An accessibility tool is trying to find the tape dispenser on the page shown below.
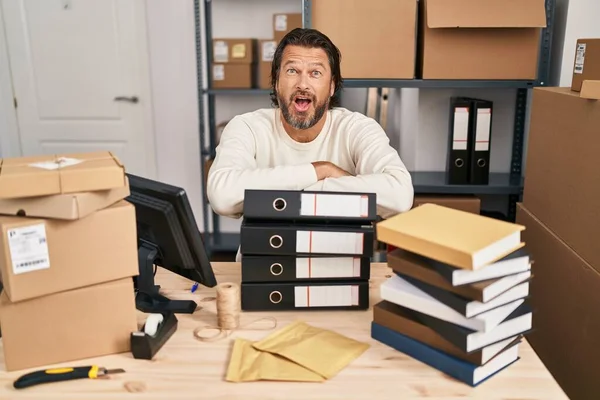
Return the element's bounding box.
[130,311,178,360]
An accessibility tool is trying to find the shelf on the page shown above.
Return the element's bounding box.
[205,232,240,254]
[204,80,538,95]
[412,172,523,195]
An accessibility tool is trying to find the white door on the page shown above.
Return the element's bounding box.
[1,0,157,178]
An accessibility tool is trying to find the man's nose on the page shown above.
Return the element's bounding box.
[295,72,310,89]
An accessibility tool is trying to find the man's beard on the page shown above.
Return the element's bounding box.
[278,92,329,130]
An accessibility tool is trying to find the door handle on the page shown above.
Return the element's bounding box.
[114,96,139,103]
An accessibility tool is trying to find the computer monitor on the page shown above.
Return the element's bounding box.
[125,173,217,314]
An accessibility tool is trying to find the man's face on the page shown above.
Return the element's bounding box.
[276,45,335,130]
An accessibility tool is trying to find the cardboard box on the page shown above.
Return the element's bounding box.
[0,151,126,199]
[571,38,600,99]
[258,39,277,89]
[0,200,138,302]
[0,278,138,371]
[412,195,480,214]
[312,0,417,79]
[418,0,547,79]
[212,38,257,64]
[522,87,600,271]
[273,13,302,42]
[0,179,130,220]
[211,64,254,89]
[516,203,600,400]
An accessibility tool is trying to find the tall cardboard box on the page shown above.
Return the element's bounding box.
[516,203,599,400]
[571,38,600,98]
[0,278,138,371]
[521,87,600,271]
[211,38,257,89]
[418,0,547,79]
[258,39,277,89]
[273,13,302,42]
[312,0,417,79]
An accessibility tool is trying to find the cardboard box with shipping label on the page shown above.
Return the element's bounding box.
[0,177,130,220]
[273,13,302,42]
[418,0,547,79]
[0,278,138,371]
[258,39,277,89]
[0,151,126,199]
[212,38,257,64]
[0,200,138,302]
[571,38,600,99]
[211,63,254,89]
[312,0,417,79]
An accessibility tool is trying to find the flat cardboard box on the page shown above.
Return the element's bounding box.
[571,38,600,93]
[258,39,277,89]
[273,13,302,42]
[0,178,130,220]
[522,87,600,271]
[0,151,126,199]
[312,0,417,79]
[211,63,254,89]
[418,0,547,79]
[412,195,480,214]
[516,203,600,400]
[0,278,138,371]
[0,200,138,302]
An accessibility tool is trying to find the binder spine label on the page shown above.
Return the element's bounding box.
[452,107,469,150]
[296,231,364,254]
[475,108,491,151]
[296,257,362,278]
[294,285,359,307]
[300,193,369,218]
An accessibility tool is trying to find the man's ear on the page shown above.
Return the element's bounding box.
[330,79,335,97]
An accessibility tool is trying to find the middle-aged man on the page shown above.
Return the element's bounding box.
[207,28,414,221]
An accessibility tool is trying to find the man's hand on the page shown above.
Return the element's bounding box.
[312,161,352,180]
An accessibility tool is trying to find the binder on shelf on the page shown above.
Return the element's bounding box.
[241,255,371,282]
[446,97,472,185]
[242,189,377,222]
[240,220,374,256]
[469,99,494,185]
[241,280,369,311]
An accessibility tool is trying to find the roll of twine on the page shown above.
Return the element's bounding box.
[193,282,277,342]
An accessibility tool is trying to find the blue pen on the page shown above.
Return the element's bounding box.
[191,282,199,293]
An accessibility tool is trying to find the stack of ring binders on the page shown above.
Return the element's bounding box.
[238,189,378,311]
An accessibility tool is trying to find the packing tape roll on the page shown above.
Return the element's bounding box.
[144,313,164,337]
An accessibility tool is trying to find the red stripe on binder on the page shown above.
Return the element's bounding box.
[306,287,310,307]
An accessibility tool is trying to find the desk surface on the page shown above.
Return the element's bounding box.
[0,262,567,399]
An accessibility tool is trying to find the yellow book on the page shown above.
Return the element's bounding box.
[376,203,525,270]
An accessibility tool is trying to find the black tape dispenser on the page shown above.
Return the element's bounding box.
[130,311,178,360]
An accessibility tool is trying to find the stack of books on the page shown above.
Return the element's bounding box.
[238,189,377,311]
[372,203,533,386]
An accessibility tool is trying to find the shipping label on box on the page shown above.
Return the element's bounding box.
[0,151,126,199]
[0,200,139,302]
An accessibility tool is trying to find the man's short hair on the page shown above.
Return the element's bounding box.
[270,28,343,109]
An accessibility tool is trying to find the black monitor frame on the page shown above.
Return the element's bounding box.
[125,173,217,314]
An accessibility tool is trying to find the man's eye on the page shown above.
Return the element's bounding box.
[312,71,322,76]
[287,68,296,74]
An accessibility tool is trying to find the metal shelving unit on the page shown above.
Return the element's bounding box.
[194,0,555,257]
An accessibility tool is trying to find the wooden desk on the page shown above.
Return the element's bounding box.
[0,262,567,399]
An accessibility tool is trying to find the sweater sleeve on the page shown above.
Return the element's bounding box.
[207,116,319,218]
[304,115,414,219]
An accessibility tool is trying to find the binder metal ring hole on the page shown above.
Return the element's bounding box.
[270,263,283,276]
[477,158,486,167]
[269,235,283,249]
[273,198,287,211]
[455,158,464,168]
[269,291,282,304]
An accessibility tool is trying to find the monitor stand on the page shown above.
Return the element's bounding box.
[135,242,197,314]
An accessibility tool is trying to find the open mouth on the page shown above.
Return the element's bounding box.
[293,96,312,112]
